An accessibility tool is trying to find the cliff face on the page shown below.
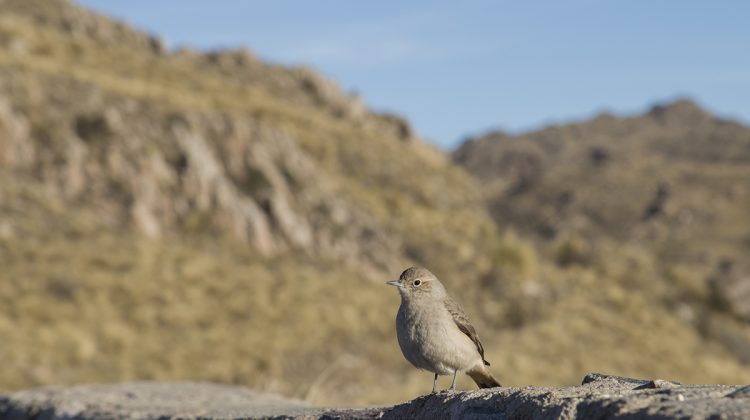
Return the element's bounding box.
[0,71,394,268]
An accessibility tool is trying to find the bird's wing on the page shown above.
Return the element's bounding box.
[444,296,490,366]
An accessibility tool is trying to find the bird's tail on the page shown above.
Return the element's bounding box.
[467,365,502,388]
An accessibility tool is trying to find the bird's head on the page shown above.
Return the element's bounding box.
[387,266,446,300]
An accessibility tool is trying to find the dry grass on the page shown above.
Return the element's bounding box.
[3,210,750,407]
[3,178,749,406]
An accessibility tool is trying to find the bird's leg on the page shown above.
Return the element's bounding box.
[432,373,438,393]
[450,370,458,391]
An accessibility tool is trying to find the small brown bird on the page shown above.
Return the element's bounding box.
[387,267,501,392]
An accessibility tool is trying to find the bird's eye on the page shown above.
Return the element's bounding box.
[413,279,421,287]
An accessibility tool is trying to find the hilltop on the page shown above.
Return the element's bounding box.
[0,0,748,407]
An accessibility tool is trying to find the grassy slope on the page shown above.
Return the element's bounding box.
[0,11,496,405]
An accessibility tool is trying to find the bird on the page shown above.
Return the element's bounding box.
[387,266,501,393]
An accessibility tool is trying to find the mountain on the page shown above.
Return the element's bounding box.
[0,0,501,405]
[0,0,484,273]
[454,99,750,364]
[1,0,749,407]
[454,99,750,256]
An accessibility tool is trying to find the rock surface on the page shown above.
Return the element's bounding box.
[1,374,749,420]
[0,382,380,420]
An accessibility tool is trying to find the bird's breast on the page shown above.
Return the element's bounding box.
[395,299,482,374]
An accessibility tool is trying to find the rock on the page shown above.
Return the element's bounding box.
[1,374,748,420]
[588,146,611,166]
[0,97,32,168]
[642,183,670,221]
[709,259,750,322]
[0,382,380,420]
[385,373,746,420]
[728,385,750,399]
[632,379,682,390]
[0,67,399,271]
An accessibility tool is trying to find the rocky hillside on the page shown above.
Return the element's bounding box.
[1,0,749,407]
[0,0,504,405]
[454,99,750,364]
[454,100,750,260]
[0,0,485,273]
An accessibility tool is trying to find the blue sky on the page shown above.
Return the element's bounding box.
[77,0,750,148]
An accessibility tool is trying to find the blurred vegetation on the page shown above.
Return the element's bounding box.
[0,0,749,408]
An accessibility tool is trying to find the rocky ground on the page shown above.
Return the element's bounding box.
[1,374,748,419]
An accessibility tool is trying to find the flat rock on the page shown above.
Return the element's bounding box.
[0,382,378,420]
[1,374,749,419]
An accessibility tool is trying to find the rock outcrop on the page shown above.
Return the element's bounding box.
[1,374,748,420]
[0,0,433,274]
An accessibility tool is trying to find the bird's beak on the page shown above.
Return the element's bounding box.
[386,280,402,288]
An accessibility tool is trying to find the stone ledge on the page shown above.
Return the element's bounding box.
[1,374,749,419]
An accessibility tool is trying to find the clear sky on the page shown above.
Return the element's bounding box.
[76,0,750,148]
